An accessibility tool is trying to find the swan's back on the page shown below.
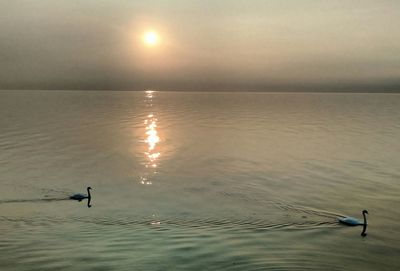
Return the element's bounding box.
[338,216,362,226]
[69,193,87,201]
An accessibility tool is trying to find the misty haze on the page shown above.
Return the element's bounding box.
[1,1,399,91]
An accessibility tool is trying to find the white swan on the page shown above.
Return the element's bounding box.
[338,210,368,236]
[70,187,92,202]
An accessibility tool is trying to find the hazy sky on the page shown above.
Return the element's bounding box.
[1,0,399,91]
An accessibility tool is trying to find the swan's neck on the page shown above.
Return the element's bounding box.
[87,188,91,199]
[361,212,368,237]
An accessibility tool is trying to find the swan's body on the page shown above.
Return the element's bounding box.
[70,187,92,202]
[338,210,368,236]
[338,216,363,226]
[69,193,87,201]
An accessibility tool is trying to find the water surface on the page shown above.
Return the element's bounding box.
[1,90,399,270]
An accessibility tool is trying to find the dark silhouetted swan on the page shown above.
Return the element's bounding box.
[338,210,368,236]
[70,187,92,202]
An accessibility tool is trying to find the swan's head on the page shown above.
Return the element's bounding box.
[87,187,92,190]
[363,210,368,214]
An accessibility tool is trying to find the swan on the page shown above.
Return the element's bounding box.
[338,210,368,236]
[70,187,92,202]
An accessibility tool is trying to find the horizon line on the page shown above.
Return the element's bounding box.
[1,89,400,94]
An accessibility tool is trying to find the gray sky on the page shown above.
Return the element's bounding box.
[1,0,399,91]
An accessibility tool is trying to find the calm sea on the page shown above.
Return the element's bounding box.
[0,90,399,270]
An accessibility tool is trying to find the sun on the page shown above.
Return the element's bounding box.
[143,31,159,47]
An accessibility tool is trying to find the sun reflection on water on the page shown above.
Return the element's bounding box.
[140,90,161,185]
